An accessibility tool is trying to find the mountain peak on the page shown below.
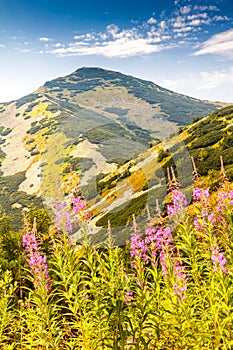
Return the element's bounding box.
[41,66,219,126]
[71,66,129,81]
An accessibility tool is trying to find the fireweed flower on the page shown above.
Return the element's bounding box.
[53,168,90,235]
[130,234,149,269]
[130,225,175,273]
[217,188,233,213]
[193,187,210,203]
[54,202,73,233]
[152,226,187,301]
[124,291,134,305]
[131,221,188,301]
[53,193,90,234]
[22,218,51,292]
[167,189,188,221]
[192,186,217,235]
[211,248,227,275]
[71,195,90,221]
[173,259,188,302]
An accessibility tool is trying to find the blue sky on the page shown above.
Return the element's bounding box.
[0,0,233,102]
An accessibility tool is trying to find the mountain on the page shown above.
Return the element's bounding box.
[0,67,224,236]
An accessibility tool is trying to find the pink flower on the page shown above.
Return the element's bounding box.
[211,249,227,275]
[193,187,210,202]
[167,189,187,220]
[22,224,51,292]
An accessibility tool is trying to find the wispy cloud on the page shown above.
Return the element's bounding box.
[171,4,217,38]
[39,37,53,42]
[161,66,233,96]
[48,22,171,58]
[193,5,219,12]
[198,68,233,89]
[19,49,31,53]
[193,29,233,58]
[54,42,63,47]
[51,34,164,58]
[214,15,230,21]
[159,66,233,102]
[180,6,192,15]
[0,44,5,48]
[147,17,157,24]
[43,3,230,59]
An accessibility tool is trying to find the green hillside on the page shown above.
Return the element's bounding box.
[0,67,225,236]
[87,105,233,244]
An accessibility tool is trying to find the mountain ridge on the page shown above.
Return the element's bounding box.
[0,67,228,237]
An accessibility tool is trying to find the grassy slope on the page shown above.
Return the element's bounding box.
[88,105,233,244]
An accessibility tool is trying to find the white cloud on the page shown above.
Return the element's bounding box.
[0,44,5,48]
[161,67,233,102]
[147,17,157,24]
[189,19,201,26]
[193,29,233,58]
[180,6,192,15]
[85,33,96,41]
[74,34,85,40]
[172,9,211,35]
[99,33,108,40]
[160,21,166,29]
[19,49,31,53]
[173,16,186,28]
[54,42,63,47]
[198,68,233,89]
[189,18,210,26]
[209,6,219,11]
[45,4,229,60]
[39,37,53,42]
[50,36,163,58]
[187,13,208,20]
[106,24,119,37]
[174,26,193,33]
[193,5,218,12]
[49,23,170,58]
[214,15,230,21]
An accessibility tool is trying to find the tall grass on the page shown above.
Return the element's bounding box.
[0,162,233,349]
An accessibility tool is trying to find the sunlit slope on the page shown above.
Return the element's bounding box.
[0,67,222,231]
[86,105,233,243]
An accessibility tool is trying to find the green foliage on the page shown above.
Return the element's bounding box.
[179,105,233,179]
[0,172,44,229]
[104,107,129,116]
[24,101,39,113]
[0,126,11,137]
[191,116,201,123]
[85,123,129,144]
[0,170,233,348]
[157,148,170,162]
[191,130,223,149]
[96,192,148,228]
[15,93,41,109]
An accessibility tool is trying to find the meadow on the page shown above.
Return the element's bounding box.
[0,158,233,349]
